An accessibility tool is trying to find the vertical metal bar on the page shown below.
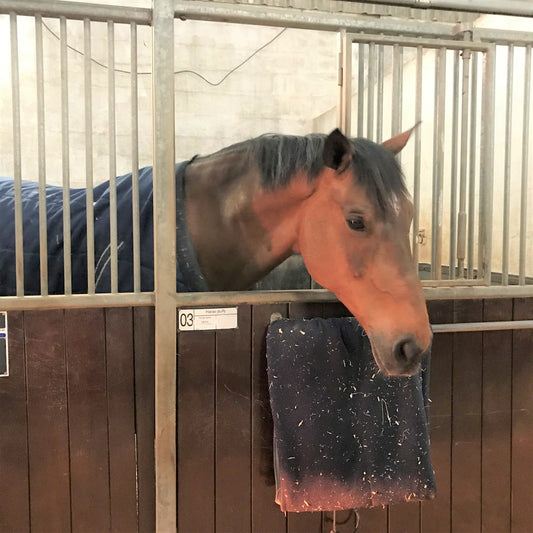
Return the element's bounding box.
[431,47,446,280]
[376,43,384,143]
[131,22,141,293]
[467,53,478,279]
[478,45,496,285]
[36,15,48,295]
[412,44,423,267]
[457,48,471,279]
[108,21,118,293]
[153,0,177,530]
[519,45,531,285]
[449,50,460,280]
[60,16,72,295]
[10,13,23,296]
[357,41,365,136]
[502,44,514,285]
[391,43,401,137]
[84,18,95,294]
[367,41,375,140]
[338,31,352,136]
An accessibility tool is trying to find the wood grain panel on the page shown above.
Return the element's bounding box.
[215,306,253,533]
[0,311,30,533]
[25,310,71,533]
[105,307,138,533]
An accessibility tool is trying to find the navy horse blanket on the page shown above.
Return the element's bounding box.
[0,162,209,295]
[267,317,436,512]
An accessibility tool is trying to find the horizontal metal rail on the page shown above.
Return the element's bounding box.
[432,320,533,333]
[0,0,152,24]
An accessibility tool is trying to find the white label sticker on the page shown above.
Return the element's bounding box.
[178,307,238,331]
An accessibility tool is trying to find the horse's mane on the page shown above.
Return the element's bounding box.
[202,133,408,218]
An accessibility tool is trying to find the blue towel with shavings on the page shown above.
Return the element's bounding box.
[266,317,436,512]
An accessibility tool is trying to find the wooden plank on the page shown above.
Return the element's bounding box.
[0,311,30,533]
[65,308,111,533]
[177,324,216,533]
[421,300,454,533]
[287,302,324,533]
[134,306,156,533]
[215,305,253,533]
[389,502,420,533]
[251,303,288,533]
[105,307,138,533]
[511,298,533,533]
[482,299,512,533]
[25,309,71,533]
[451,299,483,533]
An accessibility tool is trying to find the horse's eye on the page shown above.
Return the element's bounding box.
[346,216,366,232]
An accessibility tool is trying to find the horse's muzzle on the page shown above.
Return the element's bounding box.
[392,334,430,376]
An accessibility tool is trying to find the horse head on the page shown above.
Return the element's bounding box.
[296,128,431,377]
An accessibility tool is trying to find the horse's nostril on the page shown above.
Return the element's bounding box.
[394,336,422,365]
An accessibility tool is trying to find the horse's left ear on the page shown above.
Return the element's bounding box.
[323,128,354,173]
[382,122,420,154]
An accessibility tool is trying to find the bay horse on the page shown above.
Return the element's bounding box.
[0,128,431,376]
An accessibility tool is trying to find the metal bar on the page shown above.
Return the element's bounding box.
[376,43,384,143]
[0,1,152,24]
[152,0,177,530]
[10,13,24,297]
[60,17,72,295]
[36,15,48,296]
[338,30,352,135]
[0,292,154,311]
[357,42,365,137]
[84,18,95,295]
[422,279,486,287]
[431,47,446,280]
[502,44,514,285]
[432,320,533,333]
[467,53,478,279]
[391,43,402,136]
[174,2,459,37]
[367,41,376,140]
[412,44,422,266]
[457,48,471,278]
[108,21,118,293]
[478,45,496,285]
[449,50,460,280]
[131,22,141,293]
[519,45,531,285]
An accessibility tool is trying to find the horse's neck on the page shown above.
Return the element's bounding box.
[184,154,313,291]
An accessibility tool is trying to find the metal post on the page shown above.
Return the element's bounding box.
[36,15,48,295]
[367,41,376,140]
[412,44,423,267]
[152,0,177,531]
[338,30,352,135]
[357,42,365,137]
[376,43,384,143]
[449,50,460,279]
[467,53,478,279]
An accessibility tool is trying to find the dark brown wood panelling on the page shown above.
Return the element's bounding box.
[512,298,533,533]
[251,303,288,533]
[482,299,513,533]
[25,309,72,533]
[215,305,252,533]
[451,300,483,533]
[105,307,138,533]
[422,300,454,533]
[0,311,30,533]
[65,308,111,533]
[177,322,216,532]
[134,306,156,533]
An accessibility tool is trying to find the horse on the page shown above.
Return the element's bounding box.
[0,128,431,376]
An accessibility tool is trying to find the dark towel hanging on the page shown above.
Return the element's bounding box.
[266,317,436,512]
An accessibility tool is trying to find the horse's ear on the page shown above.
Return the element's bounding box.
[323,128,353,173]
[382,122,420,154]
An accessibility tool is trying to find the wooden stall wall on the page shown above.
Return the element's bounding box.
[0,299,532,533]
[0,307,155,533]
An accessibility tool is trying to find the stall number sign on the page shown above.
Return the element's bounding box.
[0,312,8,377]
[178,307,238,331]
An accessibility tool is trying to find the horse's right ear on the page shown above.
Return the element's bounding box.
[323,128,353,173]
